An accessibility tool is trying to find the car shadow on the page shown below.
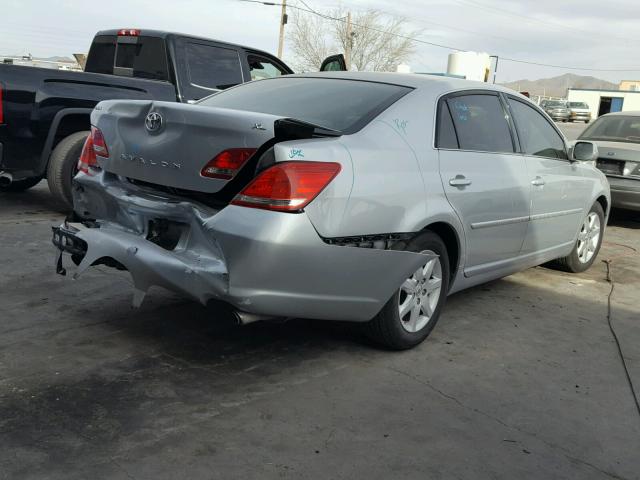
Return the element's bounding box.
[0,181,70,215]
[608,208,640,229]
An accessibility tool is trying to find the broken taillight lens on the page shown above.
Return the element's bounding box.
[201,148,256,180]
[231,161,341,212]
[77,126,108,175]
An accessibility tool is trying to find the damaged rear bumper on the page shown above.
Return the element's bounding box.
[53,172,433,322]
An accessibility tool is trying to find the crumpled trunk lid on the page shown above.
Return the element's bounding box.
[91,100,282,193]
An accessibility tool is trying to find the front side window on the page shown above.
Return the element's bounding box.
[248,56,286,81]
[445,94,514,153]
[509,99,567,159]
[186,43,243,90]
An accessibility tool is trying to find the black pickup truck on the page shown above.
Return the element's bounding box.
[0,28,345,206]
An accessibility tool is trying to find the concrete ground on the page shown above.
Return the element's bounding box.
[1,121,639,479]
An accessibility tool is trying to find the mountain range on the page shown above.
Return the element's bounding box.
[501,73,618,97]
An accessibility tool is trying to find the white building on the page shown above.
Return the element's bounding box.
[446,51,492,82]
[567,88,640,119]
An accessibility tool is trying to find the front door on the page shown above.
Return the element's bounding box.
[507,97,590,254]
[436,93,530,276]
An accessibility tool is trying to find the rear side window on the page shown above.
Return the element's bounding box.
[446,94,514,153]
[436,101,458,149]
[186,43,243,90]
[509,99,567,159]
[198,77,412,134]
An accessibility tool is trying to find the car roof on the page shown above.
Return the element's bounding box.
[600,111,640,117]
[287,71,526,99]
[95,29,275,56]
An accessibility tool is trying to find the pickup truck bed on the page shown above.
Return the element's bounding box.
[0,28,300,206]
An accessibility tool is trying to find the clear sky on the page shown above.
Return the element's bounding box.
[2,0,640,83]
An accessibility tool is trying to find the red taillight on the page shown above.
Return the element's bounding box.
[0,85,4,124]
[201,148,256,179]
[231,161,341,212]
[91,126,109,158]
[77,126,108,175]
[118,29,140,36]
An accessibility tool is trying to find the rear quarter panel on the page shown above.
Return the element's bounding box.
[303,88,461,240]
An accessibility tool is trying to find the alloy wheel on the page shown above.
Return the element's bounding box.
[398,250,442,333]
[577,212,601,263]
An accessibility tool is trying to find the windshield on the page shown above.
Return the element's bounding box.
[579,115,640,143]
[198,77,413,134]
[545,101,567,108]
[568,102,588,108]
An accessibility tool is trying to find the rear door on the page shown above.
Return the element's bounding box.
[507,96,589,253]
[437,91,530,276]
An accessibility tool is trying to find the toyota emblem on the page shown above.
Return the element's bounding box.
[145,112,163,132]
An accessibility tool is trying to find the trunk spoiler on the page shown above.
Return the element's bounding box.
[275,118,342,140]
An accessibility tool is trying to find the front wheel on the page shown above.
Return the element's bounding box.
[366,231,450,350]
[555,202,604,273]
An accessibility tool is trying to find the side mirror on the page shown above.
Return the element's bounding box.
[320,54,347,72]
[571,141,598,162]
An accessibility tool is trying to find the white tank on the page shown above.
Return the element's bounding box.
[447,51,492,82]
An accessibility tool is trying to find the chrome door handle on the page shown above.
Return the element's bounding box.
[531,176,545,186]
[449,175,472,187]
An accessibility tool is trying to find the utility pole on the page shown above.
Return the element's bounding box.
[490,55,498,84]
[277,0,287,59]
[345,11,352,71]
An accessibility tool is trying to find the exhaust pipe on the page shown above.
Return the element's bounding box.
[0,171,13,187]
[234,310,276,325]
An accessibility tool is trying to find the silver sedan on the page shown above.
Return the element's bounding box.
[579,111,640,211]
[53,72,610,349]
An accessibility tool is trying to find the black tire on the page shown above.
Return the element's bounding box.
[585,120,590,124]
[555,202,604,273]
[366,231,450,350]
[46,131,89,208]
[0,176,42,192]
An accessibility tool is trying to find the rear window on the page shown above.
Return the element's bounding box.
[580,116,640,144]
[85,35,116,74]
[198,77,413,134]
[85,35,168,81]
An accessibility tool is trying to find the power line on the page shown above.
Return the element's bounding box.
[238,0,640,72]
[450,0,640,44]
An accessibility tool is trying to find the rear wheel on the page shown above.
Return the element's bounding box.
[555,202,604,273]
[0,176,42,192]
[366,231,450,350]
[46,131,89,208]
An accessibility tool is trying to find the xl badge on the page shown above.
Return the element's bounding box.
[145,112,163,132]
